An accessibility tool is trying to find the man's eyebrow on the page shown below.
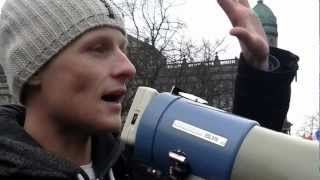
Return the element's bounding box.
[80,30,128,48]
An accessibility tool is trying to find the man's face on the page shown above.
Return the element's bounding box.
[37,27,136,134]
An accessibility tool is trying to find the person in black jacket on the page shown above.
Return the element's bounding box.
[0,0,298,179]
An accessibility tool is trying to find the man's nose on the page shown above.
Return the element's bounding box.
[111,49,136,81]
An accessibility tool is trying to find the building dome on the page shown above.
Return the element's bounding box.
[253,0,278,47]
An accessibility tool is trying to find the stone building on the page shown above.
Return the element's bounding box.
[125,35,238,112]
[155,55,238,112]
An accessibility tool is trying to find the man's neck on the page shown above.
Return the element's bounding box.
[24,106,92,166]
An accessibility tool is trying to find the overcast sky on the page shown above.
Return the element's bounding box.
[0,0,319,134]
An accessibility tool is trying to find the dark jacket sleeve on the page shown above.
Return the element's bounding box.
[232,47,299,131]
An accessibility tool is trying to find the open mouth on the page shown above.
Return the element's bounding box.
[101,90,126,103]
[102,94,123,103]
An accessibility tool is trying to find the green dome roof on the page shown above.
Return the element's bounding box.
[253,0,277,34]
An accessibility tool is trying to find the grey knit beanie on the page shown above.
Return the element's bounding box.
[0,0,125,103]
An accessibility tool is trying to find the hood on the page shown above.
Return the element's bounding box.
[0,104,124,179]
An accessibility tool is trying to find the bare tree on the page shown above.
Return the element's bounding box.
[113,0,234,114]
[114,0,185,52]
[114,0,186,114]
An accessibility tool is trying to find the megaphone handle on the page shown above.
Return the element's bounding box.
[168,150,190,180]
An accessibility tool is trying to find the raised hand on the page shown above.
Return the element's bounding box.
[217,0,269,71]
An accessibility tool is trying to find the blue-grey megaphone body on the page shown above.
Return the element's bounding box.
[121,87,319,180]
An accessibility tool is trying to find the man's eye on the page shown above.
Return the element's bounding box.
[91,44,107,54]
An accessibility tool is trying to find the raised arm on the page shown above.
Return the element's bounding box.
[217,0,269,71]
